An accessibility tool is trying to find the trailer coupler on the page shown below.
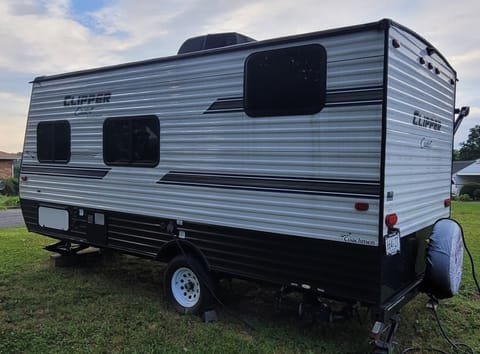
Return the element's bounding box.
[370,313,400,354]
[44,241,89,255]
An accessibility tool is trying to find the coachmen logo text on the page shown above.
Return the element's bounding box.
[412,110,442,131]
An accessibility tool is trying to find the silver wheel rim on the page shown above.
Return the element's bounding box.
[171,267,201,308]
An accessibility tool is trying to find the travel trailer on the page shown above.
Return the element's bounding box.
[20,19,467,351]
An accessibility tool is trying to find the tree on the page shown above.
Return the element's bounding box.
[452,149,460,161]
[458,125,480,160]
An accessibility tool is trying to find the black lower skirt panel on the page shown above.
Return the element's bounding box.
[21,199,383,305]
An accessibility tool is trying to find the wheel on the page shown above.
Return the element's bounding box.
[164,254,214,315]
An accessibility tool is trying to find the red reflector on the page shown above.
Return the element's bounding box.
[444,199,451,207]
[355,202,369,211]
[385,214,398,228]
[21,176,28,182]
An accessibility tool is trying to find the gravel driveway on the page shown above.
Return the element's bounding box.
[0,209,25,229]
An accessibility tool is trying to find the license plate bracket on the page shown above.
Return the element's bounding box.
[385,230,401,256]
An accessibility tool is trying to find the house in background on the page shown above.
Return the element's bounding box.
[0,151,21,179]
[452,159,480,195]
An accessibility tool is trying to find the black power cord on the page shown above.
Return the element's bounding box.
[401,297,476,354]
[403,348,451,354]
[402,219,479,354]
[430,302,474,354]
[458,222,480,295]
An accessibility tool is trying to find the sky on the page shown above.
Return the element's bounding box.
[0,0,479,153]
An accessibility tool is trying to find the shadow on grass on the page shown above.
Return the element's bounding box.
[1,252,374,353]
[1,224,479,353]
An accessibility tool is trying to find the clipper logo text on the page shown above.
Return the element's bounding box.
[412,110,442,131]
[63,92,111,106]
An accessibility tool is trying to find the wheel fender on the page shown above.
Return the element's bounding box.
[157,239,211,271]
[424,219,464,299]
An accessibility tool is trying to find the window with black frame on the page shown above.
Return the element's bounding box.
[103,115,160,167]
[37,120,71,163]
[244,44,327,117]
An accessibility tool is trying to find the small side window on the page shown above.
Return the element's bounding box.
[244,44,327,117]
[37,121,71,163]
[103,115,160,167]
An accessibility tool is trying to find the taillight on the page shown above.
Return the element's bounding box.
[355,202,369,211]
[444,199,451,207]
[385,214,398,228]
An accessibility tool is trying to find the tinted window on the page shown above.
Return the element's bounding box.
[37,121,71,163]
[103,116,160,167]
[244,44,327,117]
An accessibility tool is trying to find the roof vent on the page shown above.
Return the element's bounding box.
[178,32,255,54]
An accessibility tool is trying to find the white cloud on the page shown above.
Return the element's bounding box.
[451,50,480,70]
[201,0,390,39]
[44,0,70,18]
[0,92,29,152]
[403,0,480,57]
[0,0,479,153]
[8,0,45,15]
[85,0,210,57]
[0,1,127,74]
[451,50,480,90]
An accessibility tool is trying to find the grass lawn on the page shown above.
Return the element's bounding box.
[0,202,479,353]
[0,195,19,210]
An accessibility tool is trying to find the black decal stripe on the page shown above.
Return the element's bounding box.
[204,86,383,114]
[21,165,110,179]
[205,97,244,114]
[325,86,383,105]
[324,100,382,107]
[158,171,380,198]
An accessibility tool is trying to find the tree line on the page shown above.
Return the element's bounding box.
[454,125,480,161]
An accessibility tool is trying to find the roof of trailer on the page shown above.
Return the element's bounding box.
[32,18,456,83]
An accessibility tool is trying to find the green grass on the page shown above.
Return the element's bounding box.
[0,195,20,210]
[0,202,479,353]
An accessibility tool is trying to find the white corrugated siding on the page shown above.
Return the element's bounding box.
[22,29,384,245]
[383,26,455,236]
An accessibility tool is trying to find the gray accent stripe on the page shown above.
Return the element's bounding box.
[205,97,244,114]
[325,86,383,105]
[158,171,380,199]
[204,86,383,114]
[21,164,110,179]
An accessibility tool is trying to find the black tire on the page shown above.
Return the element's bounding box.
[164,254,214,315]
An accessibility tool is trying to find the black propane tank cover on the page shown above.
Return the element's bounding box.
[424,219,464,299]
